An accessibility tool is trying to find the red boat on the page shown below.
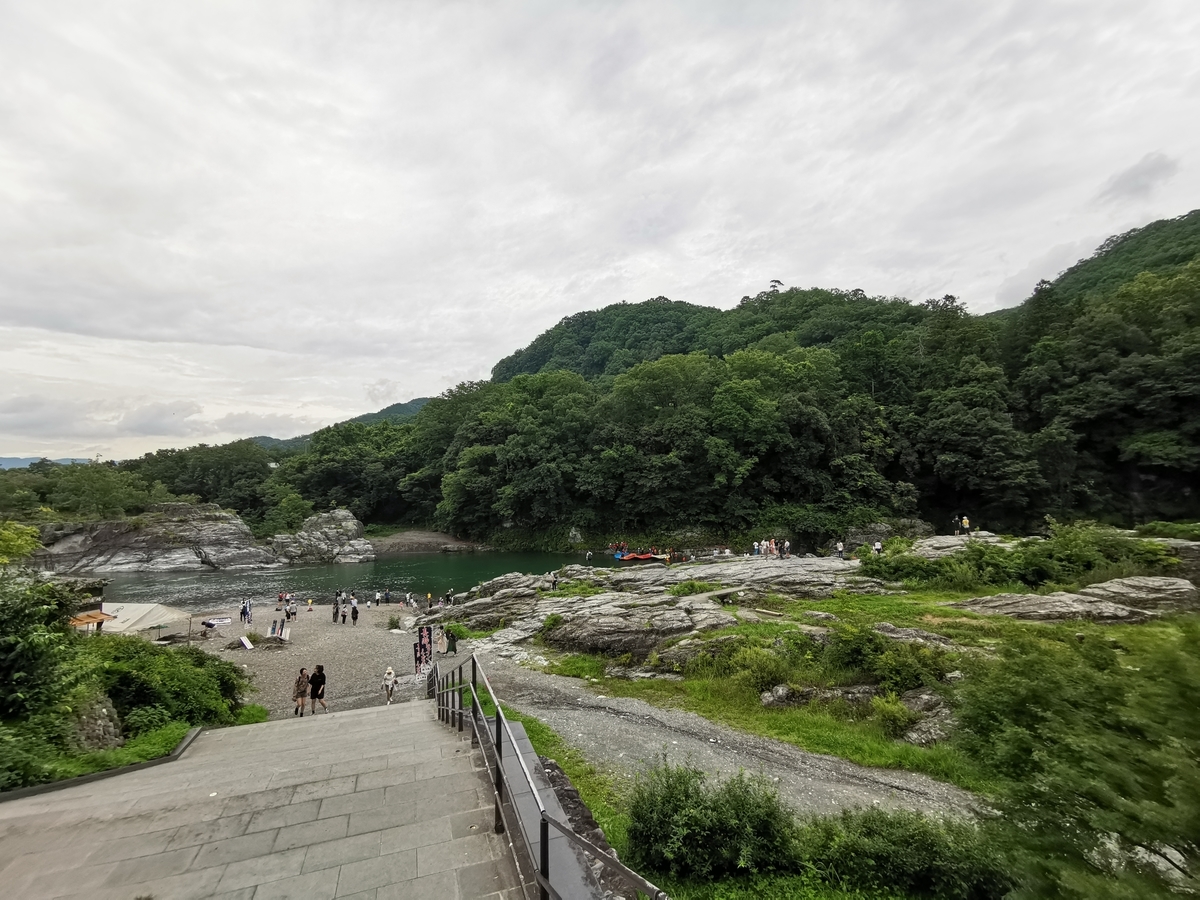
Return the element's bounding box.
[615,552,668,561]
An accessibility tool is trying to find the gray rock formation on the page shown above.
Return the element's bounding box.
[843,518,934,549]
[952,591,1155,624]
[35,503,280,574]
[910,532,1012,560]
[873,622,961,649]
[1077,576,1197,612]
[899,689,955,746]
[272,509,376,565]
[760,683,881,708]
[1147,538,1200,581]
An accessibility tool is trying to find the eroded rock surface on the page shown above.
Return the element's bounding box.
[272,509,376,565]
[1077,576,1197,612]
[35,503,279,574]
[952,591,1155,624]
[910,532,1012,560]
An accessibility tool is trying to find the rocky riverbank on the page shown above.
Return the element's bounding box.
[34,504,375,574]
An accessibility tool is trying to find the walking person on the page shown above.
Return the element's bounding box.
[381,667,397,705]
[332,599,339,624]
[783,539,791,558]
[436,626,448,656]
[293,667,309,716]
[351,603,359,626]
[446,627,458,656]
[952,515,961,536]
[961,514,971,533]
[309,665,327,713]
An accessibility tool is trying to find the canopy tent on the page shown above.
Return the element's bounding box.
[100,602,192,635]
[69,609,117,632]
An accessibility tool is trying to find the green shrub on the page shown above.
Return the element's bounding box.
[794,808,1012,899]
[387,615,402,630]
[83,636,250,727]
[821,626,946,692]
[541,613,564,632]
[236,704,269,725]
[1135,520,1200,541]
[730,647,792,693]
[871,694,919,738]
[626,761,798,879]
[821,625,889,676]
[122,704,172,736]
[668,580,722,597]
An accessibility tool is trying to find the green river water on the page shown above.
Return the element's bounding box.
[103,552,619,614]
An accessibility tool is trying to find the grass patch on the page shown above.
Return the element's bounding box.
[669,580,723,597]
[49,721,192,780]
[540,579,607,598]
[1135,520,1200,541]
[236,704,269,725]
[543,653,607,680]
[444,621,499,640]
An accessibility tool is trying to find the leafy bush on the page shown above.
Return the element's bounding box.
[668,580,722,597]
[1135,520,1200,541]
[626,761,798,879]
[871,694,920,738]
[795,808,1012,899]
[0,578,87,718]
[387,615,402,630]
[954,625,1200,898]
[860,521,1177,591]
[122,704,172,736]
[822,625,946,692]
[83,636,250,727]
[541,613,564,632]
[729,647,792,693]
[627,761,1010,897]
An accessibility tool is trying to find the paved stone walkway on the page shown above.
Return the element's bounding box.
[0,701,522,899]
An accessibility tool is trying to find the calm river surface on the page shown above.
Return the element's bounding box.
[103,552,614,614]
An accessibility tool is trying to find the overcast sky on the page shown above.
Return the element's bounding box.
[2,0,1198,459]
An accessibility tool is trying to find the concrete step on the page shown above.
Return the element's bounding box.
[0,700,522,900]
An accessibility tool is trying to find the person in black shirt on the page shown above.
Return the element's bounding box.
[309,665,327,714]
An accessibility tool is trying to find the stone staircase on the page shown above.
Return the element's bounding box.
[0,700,521,899]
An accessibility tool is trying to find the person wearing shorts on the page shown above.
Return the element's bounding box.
[309,664,327,713]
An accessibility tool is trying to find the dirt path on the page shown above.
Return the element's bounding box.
[368,529,481,553]
[474,648,977,818]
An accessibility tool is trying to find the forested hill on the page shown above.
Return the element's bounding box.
[6,210,1198,547]
[493,210,1200,385]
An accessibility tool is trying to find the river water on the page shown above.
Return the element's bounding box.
[102,552,615,614]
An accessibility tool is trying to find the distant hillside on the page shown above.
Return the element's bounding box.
[0,457,89,470]
[249,397,431,452]
[493,210,1200,385]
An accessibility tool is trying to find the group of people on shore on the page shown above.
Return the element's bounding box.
[291,664,328,716]
[752,538,791,557]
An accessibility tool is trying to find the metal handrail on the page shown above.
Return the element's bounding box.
[434,652,670,900]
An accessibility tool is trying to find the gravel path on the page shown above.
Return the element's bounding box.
[200,615,975,818]
[198,604,434,718]
[475,649,978,818]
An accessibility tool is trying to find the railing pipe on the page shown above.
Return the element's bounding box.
[539,814,550,900]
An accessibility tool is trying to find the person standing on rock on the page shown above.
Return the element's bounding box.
[436,626,448,656]
[836,541,844,559]
[293,668,309,717]
[341,604,348,625]
[382,667,397,705]
[446,628,458,656]
[309,665,327,713]
[783,540,791,557]
[961,514,971,532]
[753,541,759,555]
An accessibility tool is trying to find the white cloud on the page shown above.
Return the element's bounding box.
[1,0,1199,454]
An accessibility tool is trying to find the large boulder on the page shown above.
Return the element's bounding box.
[272,509,376,565]
[1147,539,1200,581]
[910,532,1012,560]
[543,596,736,659]
[899,689,955,746]
[953,591,1155,624]
[1077,576,1197,612]
[843,519,934,549]
[873,622,961,650]
[34,503,279,574]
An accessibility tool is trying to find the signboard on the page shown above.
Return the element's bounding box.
[414,625,433,673]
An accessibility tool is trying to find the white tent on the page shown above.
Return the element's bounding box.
[100,602,192,635]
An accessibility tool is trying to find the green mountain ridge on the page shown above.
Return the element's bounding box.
[8,209,1199,543]
[248,397,432,452]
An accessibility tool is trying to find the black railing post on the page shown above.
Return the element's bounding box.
[539,814,550,900]
[456,666,464,733]
[470,657,479,747]
[494,712,505,834]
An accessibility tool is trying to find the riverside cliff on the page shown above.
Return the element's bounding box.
[34,503,375,574]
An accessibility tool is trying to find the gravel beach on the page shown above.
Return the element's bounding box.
[197,603,452,719]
